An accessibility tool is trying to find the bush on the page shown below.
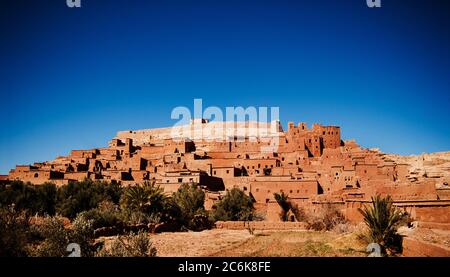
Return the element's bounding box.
[189,212,213,231]
[31,214,97,257]
[290,203,307,222]
[274,192,290,221]
[0,205,30,257]
[172,183,211,231]
[0,181,57,216]
[332,223,350,234]
[120,210,161,225]
[273,192,307,222]
[56,179,122,219]
[307,204,347,231]
[159,199,183,225]
[211,188,254,221]
[77,201,124,229]
[70,214,97,257]
[358,195,404,255]
[30,216,69,257]
[96,231,157,257]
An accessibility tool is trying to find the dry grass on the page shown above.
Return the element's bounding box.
[148,229,253,257]
[146,229,367,257]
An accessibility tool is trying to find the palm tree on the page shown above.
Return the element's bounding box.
[358,195,403,255]
[120,181,167,216]
[274,192,290,221]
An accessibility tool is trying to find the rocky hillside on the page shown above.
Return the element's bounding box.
[385,151,450,188]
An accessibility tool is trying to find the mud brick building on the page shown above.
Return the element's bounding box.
[3,119,450,227]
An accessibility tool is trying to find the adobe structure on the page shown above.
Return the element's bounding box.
[2,119,450,227]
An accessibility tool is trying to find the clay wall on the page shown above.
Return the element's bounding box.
[250,180,318,203]
[214,221,308,230]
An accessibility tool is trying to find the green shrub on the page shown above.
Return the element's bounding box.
[56,179,122,219]
[37,183,58,215]
[211,188,254,221]
[189,211,213,231]
[172,183,211,231]
[30,216,69,257]
[160,198,182,225]
[31,214,97,257]
[0,205,30,257]
[77,201,124,229]
[120,210,161,225]
[0,181,56,216]
[70,214,97,257]
[96,230,157,257]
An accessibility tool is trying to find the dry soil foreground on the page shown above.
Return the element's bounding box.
[148,229,367,257]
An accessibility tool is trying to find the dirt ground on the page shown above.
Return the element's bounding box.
[148,229,367,257]
[408,228,450,248]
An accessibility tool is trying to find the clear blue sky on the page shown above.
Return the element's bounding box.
[0,0,449,174]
